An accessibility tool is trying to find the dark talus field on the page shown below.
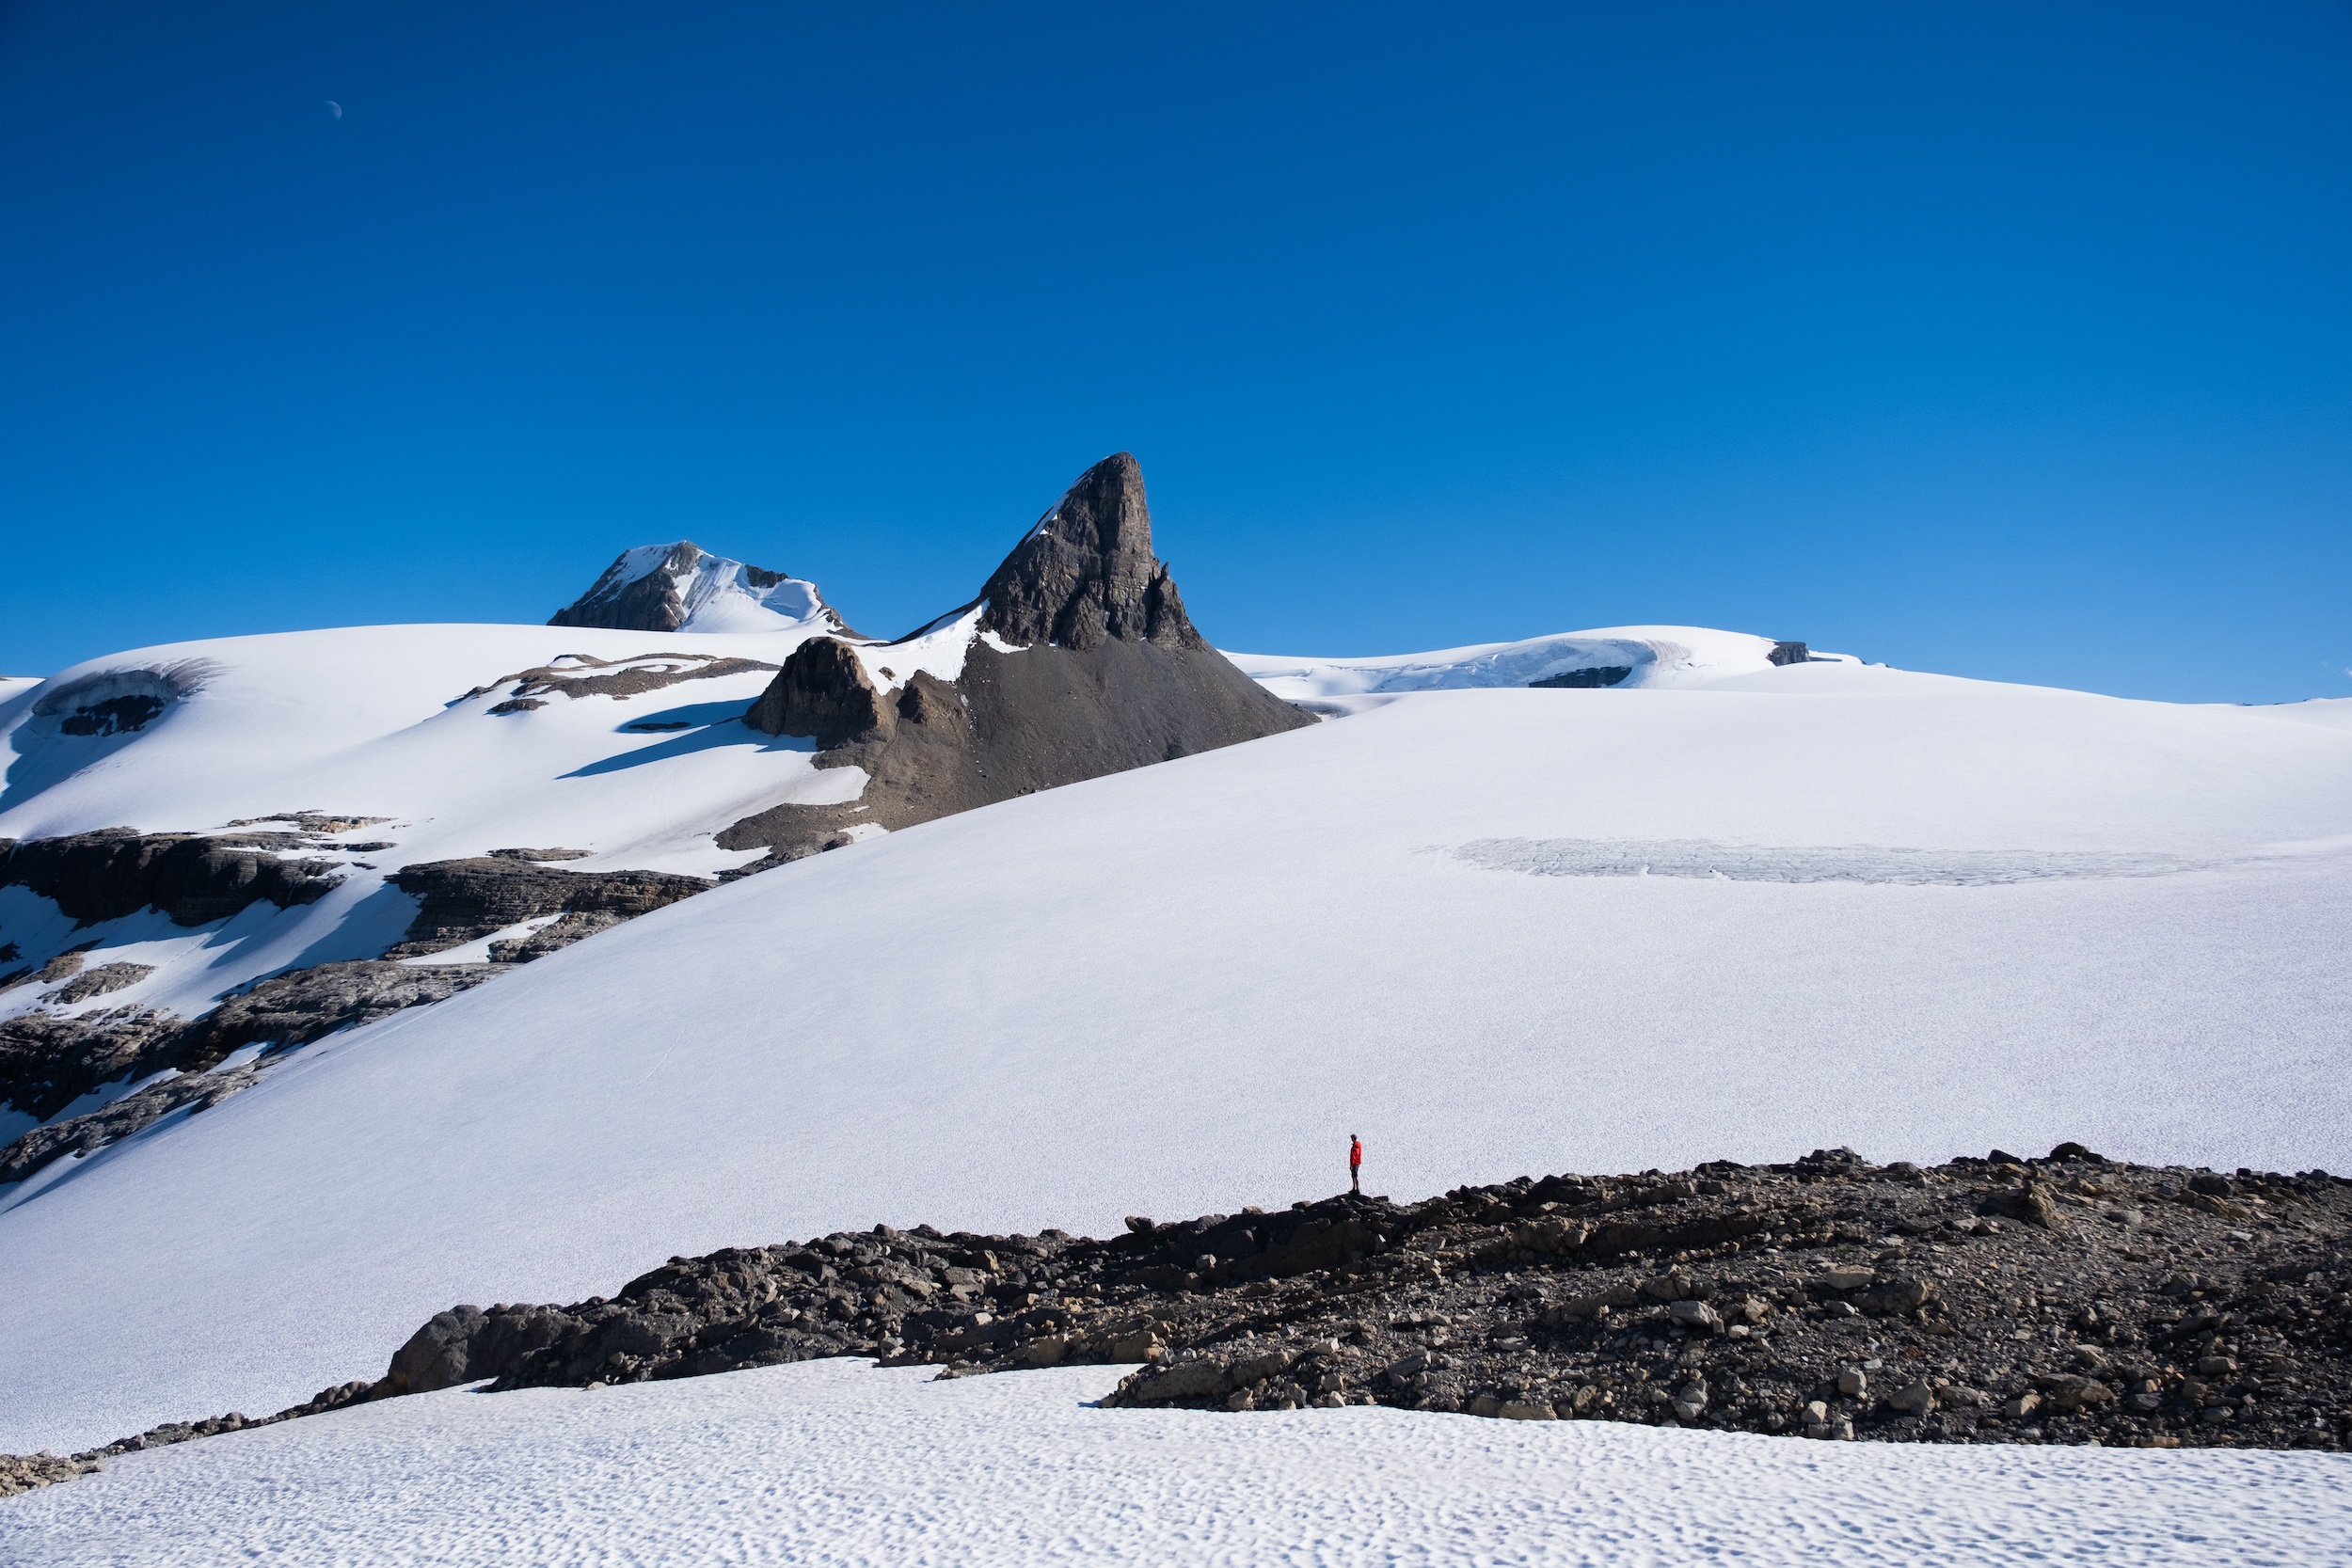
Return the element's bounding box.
[9,1145,2343,1497]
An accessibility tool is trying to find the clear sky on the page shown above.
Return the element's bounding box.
[3,2,2347,703]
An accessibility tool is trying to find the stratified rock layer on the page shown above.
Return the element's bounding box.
[385,860,711,958]
[0,825,715,1179]
[0,829,347,927]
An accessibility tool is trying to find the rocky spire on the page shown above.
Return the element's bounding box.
[727,452,1311,869]
[976,453,1205,652]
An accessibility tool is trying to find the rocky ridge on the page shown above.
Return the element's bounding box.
[400,1146,2351,1453]
[10,1144,2341,1502]
[548,543,855,637]
[0,963,508,1175]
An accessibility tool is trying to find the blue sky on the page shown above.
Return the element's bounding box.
[2,2,2346,702]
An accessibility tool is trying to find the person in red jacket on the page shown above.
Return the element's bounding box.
[1349,1133,1362,1196]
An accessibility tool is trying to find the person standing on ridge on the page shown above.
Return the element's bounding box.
[1349,1133,1362,1196]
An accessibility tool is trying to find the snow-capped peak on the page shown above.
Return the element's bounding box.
[549,542,854,636]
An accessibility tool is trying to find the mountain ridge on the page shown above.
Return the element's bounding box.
[549,542,856,637]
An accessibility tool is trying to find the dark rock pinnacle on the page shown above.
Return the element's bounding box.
[976,452,1205,653]
[725,453,1311,869]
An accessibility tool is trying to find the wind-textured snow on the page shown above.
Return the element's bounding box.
[5,1360,2345,1567]
[1454,838,2214,885]
[3,657,2347,1453]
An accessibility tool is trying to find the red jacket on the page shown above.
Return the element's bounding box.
[1349,1139,1362,1167]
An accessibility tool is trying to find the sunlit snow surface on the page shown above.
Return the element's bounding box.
[1227,623,1812,702]
[5,1362,2346,1568]
[0,622,859,1032]
[3,648,2349,1454]
[1454,838,2212,885]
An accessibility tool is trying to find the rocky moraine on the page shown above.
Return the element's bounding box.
[10,1143,2345,1497]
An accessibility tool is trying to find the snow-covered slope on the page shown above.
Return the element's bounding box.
[0,622,860,1068]
[1229,624,1826,709]
[9,1360,2346,1567]
[3,657,2347,1451]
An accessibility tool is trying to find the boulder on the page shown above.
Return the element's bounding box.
[1884,1380,1935,1417]
[1129,1357,1229,1402]
[744,637,893,748]
[1857,1276,1933,1316]
[1669,1300,1724,1334]
[387,1307,490,1395]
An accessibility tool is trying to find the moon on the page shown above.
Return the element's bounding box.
[326,101,342,119]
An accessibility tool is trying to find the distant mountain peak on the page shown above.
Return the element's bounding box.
[549,541,855,636]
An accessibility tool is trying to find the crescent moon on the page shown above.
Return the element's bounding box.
[327,101,342,119]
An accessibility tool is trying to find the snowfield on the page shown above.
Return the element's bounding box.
[2,646,2348,1456]
[7,1358,2348,1567]
[1227,623,1820,707]
[3,615,2349,1560]
[0,622,850,1049]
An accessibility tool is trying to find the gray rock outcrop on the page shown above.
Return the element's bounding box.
[0,829,347,927]
[1529,667,1633,689]
[21,659,222,740]
[727,453,1312,864]
[0,1007,181,1122]
[43,962,154,1005]
[972,452,1204,652]
[171,960,512,1070]
[550,543,729,631]
[385,859,710,958]
[744,637,892,749]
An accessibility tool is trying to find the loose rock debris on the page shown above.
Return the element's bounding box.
[7,1144,2345,1500]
